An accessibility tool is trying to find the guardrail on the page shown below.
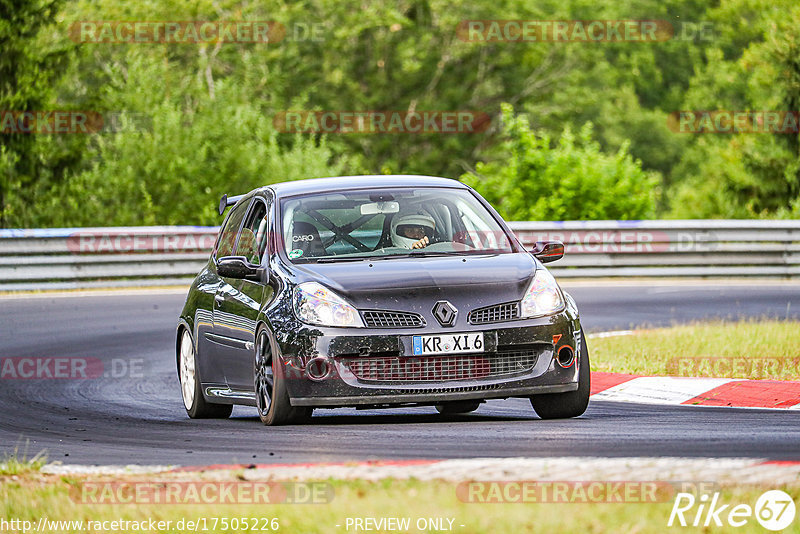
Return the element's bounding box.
[0,220,798,290]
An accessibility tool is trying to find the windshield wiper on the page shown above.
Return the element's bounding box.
[407,250,454,257]
[363,251,455,260]
[313,256,369,263]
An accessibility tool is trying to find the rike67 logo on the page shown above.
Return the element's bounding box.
[668,490,796,531]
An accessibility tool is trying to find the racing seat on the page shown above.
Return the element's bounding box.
[291,221,326,258]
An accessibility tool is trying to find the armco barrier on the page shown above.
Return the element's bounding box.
[0,220,798,290]
[0,226,216,291]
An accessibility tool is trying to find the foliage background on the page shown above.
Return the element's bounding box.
[1,0,799,227]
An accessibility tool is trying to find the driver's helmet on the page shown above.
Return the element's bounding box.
[391,209,436,249]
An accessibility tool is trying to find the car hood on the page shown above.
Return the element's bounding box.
[291,253,537,314]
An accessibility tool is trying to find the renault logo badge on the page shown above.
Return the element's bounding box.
[432,301,457,327]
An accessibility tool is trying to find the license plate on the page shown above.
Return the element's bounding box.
[412,332,484,356]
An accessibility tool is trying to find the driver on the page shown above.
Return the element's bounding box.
[391,210,436,249]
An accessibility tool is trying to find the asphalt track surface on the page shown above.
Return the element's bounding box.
[1,283,799,466]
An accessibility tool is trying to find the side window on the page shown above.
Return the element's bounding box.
[215,200,250,258]
[235,200,269,264]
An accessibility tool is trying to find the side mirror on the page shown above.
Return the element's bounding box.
[216,256,269,284]
[530,241,564,263]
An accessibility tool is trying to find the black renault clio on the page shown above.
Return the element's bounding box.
[176,175,589,425]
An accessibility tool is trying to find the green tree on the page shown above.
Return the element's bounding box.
[669,2,800,217]
[39,57,351,226]
[5,0,800,226]
[462,104,657,220]
[0,0,72,226]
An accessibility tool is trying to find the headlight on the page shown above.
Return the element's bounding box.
[293,282,364,327]
[520,268,564,318]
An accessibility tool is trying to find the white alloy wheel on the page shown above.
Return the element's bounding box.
[179,330,196,410]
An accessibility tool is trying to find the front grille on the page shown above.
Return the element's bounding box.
[394,383,506,395]
[340,348,538,383]
[468,302,520,324]
[362,310,425,328]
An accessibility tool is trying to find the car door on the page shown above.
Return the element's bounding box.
[214,196,273,391]
[196,197,251,385]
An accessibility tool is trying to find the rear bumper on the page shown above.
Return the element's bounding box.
[277,308,583,408]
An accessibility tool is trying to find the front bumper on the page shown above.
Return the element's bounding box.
[276,308,583,408]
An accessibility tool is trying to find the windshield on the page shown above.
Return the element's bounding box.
[280,187,516,263]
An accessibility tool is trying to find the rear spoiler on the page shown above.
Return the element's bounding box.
[218,193,245,215]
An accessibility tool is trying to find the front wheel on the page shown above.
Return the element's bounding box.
[179,329,232,419]
[254,328,312,426]
[530,330,590,419]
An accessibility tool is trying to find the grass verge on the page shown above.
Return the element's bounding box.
[2,473,799,533]
[0,450,47,476]
[590,320,800,379]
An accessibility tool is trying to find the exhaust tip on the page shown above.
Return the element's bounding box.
[306,357,332,381]
[556,346,575,368]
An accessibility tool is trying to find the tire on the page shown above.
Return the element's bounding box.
[179,329,233,419]
[530,330,591,419]
[435,401,481,414]
[254,327,313,426]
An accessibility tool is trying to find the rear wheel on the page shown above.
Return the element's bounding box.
[530,330,590,419]
[435,401,481,414]
[179,329,232,419]
[255,328,312,426]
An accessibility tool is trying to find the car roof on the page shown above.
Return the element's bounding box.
[262,175,468,198]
